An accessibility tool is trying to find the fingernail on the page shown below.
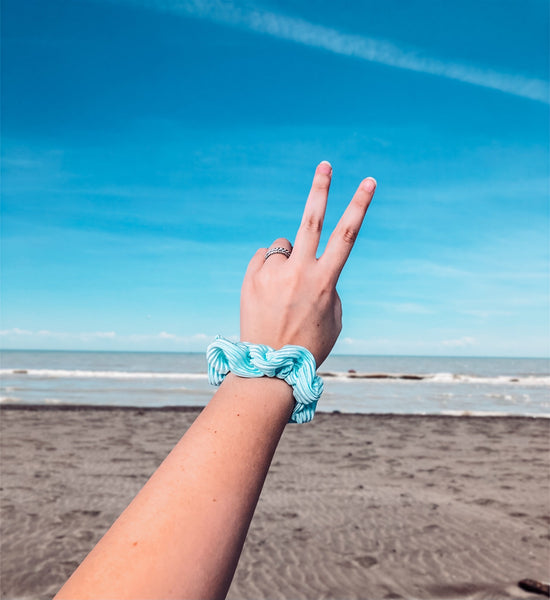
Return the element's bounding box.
[318,160,332,175]
[362,177,377,193]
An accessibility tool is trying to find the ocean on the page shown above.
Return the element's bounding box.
[1,350,549,417]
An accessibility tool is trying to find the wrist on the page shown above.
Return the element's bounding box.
[220,372,295,421]
[207,337,324,423]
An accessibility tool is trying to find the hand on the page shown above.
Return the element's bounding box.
[240,161,376,367]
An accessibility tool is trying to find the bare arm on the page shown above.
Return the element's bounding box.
[55,374,294,600]
[55,162,376,599]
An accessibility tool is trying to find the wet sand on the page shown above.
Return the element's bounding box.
[1,406,549,599]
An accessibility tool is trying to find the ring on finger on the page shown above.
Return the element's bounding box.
[264,247,292,261]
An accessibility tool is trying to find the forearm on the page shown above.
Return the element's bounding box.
[55,374,294,600]
[55,162,376,599]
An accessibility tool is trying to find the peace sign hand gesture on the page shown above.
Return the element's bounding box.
[240,161,376,367]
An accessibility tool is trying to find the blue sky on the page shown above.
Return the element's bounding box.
[1,0,548,357]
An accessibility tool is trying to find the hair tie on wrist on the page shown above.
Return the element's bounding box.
[206,336,323,423]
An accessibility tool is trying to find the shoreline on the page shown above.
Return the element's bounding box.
[1,403,549,419]
[2,407,549,599]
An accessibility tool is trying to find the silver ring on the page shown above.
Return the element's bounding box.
[264,247,292,261]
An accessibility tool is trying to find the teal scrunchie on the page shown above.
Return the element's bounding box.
[206,336,323,423]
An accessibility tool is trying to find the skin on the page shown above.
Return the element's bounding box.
[55,162,376,600]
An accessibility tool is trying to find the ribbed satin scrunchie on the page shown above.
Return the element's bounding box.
[206,336,323,423]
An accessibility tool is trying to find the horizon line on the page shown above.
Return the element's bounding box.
[2,347,548,360]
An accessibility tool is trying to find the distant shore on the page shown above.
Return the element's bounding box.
[1,406,548,599]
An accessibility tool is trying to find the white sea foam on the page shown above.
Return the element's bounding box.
[427,372,550,385]
[439,409,550,418]
[320,371,550,386]
[0,396,21,404]
[3,368,549,386]
[1,369,208,381]
[44,398,63,405]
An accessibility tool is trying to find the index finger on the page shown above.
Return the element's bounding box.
[320,177,376,283]
[292,161,333,261]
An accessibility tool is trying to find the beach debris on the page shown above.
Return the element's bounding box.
[13,370,28,374]
[518,579,550,597]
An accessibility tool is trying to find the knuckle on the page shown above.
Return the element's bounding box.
[271,237,291,248]
[341,225,359,245]
[302,214,323,233]
[312,173,330,192]
[349,193,370,214]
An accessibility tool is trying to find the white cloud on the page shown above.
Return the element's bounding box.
[114,0,548,103]
[0,328,33,336]
[442,336,476,348]
[0,327,213,349]
[156,332,209,341]
[1,329,118,340]
[158,331,178,339]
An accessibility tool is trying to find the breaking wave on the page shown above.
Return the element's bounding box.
[2,368,548,386]
[319,371,549,386]
[1,369,207,381]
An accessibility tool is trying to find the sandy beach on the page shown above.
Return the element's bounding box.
[1,405,548,600]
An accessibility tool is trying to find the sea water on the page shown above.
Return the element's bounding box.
[1,350,549,417]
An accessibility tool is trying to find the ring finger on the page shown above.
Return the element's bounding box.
[263,237,293,266]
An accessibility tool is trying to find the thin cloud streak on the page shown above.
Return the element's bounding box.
[120,0,548,103]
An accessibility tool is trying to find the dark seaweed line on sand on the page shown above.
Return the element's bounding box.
[1,405,547,424]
